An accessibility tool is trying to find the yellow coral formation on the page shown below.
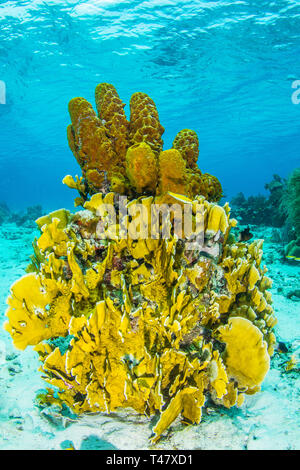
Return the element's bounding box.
[129,92,164,155]
[4,195,276,440]
[209,350,228,399]
[65,83,222,203]
[4,274,70,350]
[217,317,270,390]
[36,209,70,230]
[172,129,199,169]
[158,149,187,199]
[95,82,129,161]
[206,205,229,237]
[199,173,223,203]
[126,143,158,194]
[68,96,122,194]
[4,82,277,443]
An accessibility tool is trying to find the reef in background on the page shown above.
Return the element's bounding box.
[230,174,287,227]
[231,171,300,262]
[0,203,43,228]
[284,168,300,260]
[4,83,277,443]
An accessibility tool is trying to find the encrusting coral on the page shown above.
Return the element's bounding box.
[4,83,277,443]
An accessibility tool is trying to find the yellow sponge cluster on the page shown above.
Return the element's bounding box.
[64,83,223,203]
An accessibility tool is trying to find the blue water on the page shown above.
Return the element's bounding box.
[0,0,300,211]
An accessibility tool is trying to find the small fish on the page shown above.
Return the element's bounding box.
[277,341,289,353]
[238,226,253,242]
[286,255,300,262]
[167,192,193,204]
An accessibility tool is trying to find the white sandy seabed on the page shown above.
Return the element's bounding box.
[0,222,299,451]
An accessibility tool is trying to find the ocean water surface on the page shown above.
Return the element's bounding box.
[0,0,300,209]
[0,0,299,451]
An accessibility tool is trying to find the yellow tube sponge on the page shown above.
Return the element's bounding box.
[68,96,119,193]
[129,92,164,155]
[199,173,223,202]
[157,148,187,199]
[95,82,129,161]
[126,143,158,194]
[217,317,270,390]
[172,129,199,169]
[65,83,223,203]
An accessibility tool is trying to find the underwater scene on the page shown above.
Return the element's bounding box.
[0,0,299,452]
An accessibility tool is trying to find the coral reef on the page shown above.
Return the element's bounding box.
[0,203,43,228]
[231,170,300,262]
[11,205,43,228]
[230,174,287,227]
[4,84,277,442]
[284,168,300,260]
